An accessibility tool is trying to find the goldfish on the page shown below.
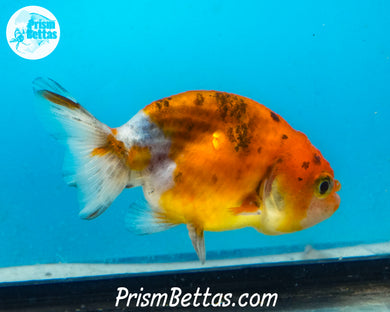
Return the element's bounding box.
[33,77,341,263]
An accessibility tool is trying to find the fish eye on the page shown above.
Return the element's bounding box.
[319,180,329,194]
[314,175,334,198]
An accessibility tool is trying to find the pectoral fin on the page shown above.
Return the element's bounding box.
[187,224,206,264]
[231,193,261,216]
[126,200,177,235]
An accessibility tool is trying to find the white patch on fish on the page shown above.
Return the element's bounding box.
[118,111,176,208]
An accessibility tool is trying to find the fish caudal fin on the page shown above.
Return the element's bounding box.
[33,77,131,219]
[125,200,176,235]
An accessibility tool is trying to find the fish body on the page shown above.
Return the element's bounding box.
[33,78,341,263]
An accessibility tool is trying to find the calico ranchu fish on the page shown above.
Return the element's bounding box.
[33,77,341,263]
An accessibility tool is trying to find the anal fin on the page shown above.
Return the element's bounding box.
[187,224,206,264]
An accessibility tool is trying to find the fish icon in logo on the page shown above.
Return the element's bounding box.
[9,28,29,51]
[8,10,30,53]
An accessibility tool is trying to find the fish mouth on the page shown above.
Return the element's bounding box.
[334,179,341,192]
[300,186,341,230]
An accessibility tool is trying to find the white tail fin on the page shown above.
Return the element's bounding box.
[33,77,131,219]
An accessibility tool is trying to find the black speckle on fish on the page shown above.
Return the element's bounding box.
[195,93,204,106]
[215,92,247,122]
[270,111,280,122]
[234,123,251,151]
[174,171,183,183]
[313,153,321,165]
[227,127,236,143]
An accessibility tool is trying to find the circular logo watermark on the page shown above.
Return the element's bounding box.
[6,6,60,60]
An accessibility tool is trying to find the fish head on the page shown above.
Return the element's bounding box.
[257,148,341,235]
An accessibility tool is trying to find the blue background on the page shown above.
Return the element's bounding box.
[0,0,389,267]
